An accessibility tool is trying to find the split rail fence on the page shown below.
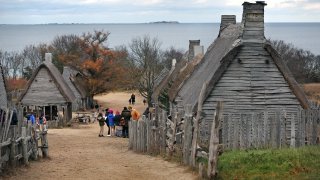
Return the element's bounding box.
[0,108,49,174]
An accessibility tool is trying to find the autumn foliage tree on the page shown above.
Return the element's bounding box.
[52,30,132,97]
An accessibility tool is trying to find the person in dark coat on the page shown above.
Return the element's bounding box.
[131,93,136,105]
[121,107,131,138]
[97,113,105,137]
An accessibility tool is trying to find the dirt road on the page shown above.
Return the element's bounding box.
[4,92,197,180]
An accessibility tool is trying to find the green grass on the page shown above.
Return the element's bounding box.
[217,146,320,179]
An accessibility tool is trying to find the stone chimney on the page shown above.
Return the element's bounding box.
[171,59,176,70]
[188,40,203,61]
[45,53,52,63]
[219,15,236,34]
[242,1,267,41]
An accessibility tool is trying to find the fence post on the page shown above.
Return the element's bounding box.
[40,129,49,158]
[183,104,192,165]
[129,121,133,150]
[207,101,223,179]
[30,126,38,160]
[190,82,207,167]
[9,138,15,167]
[160,110,167,154]
[21,127,29,165]
[168,108,178,157]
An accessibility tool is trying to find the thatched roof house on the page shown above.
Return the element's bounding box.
[0,65,8,110]
[18,53,76,124]
[152,40,204,111]
[169,2,310,147]
[62,66,88,111]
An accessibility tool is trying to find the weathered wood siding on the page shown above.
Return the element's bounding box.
[200,44,302,147]
[0,66,7,109]
[21,68,67,106]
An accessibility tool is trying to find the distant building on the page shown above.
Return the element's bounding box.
[18,53,76,125]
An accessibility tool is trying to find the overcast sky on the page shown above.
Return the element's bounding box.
[1,0,320,24]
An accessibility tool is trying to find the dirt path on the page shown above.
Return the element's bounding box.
[4,92,197,180]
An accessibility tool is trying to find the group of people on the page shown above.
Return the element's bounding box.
[27,112,47,130]
[97,106,141,138]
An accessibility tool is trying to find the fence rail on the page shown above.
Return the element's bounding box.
[129,101,320,178]
[0,108,48,174]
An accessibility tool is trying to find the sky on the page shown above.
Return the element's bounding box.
[0,0,320,24]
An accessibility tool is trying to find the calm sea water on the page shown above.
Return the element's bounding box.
[0,23,319,55]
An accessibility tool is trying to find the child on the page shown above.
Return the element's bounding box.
[107,109,115,137]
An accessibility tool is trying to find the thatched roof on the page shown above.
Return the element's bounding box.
[152,60,187,102]
[0,65,8,110]
[62,66,87,99]
[168,54,203,101]
[171,22,309,110]
[18,61,76,105]
[153,67,170,91]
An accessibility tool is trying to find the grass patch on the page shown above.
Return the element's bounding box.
[217,146,320,179]
[303,83,320,104]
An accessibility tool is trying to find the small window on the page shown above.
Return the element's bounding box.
[49,79,53,82]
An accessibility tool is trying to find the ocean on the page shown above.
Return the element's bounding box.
[0,23,319,55]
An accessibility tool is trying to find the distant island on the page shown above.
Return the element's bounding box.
[149,21,179,24]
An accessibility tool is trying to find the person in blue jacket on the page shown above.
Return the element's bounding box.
[107,109,115,137]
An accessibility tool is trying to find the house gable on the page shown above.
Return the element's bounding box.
[21,68,67,106]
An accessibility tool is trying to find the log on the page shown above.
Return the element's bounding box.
[40,129,49,158]
[9,138,15,167]
[183,104,192,165]
[207,101,223,179]
[21,127,29,165]
[0,138,11,147]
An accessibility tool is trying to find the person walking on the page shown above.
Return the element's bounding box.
[97,113,105,137]
[131,93,136,105]
[121,107,131,138]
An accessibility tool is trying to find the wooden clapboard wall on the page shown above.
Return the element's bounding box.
[200,44,302,148]
[21,68,67,106]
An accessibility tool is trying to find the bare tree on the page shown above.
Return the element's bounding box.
[270,39,320,83]
[163,46,184,69]
[21,44,48,79]
[129,35,163,106]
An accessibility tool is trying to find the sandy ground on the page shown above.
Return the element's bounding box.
[3,92,197,180]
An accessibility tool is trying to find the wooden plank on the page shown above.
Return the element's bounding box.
[290,114,296,147]
[190,82,207,167]
[207,101,223,179]
[183,104,192,165]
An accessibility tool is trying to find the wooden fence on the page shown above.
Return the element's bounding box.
[0,108,48,174]
[217,109,320,150]
[129,101,320,178]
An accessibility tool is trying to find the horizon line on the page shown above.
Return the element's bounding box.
[1,22,320,25]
